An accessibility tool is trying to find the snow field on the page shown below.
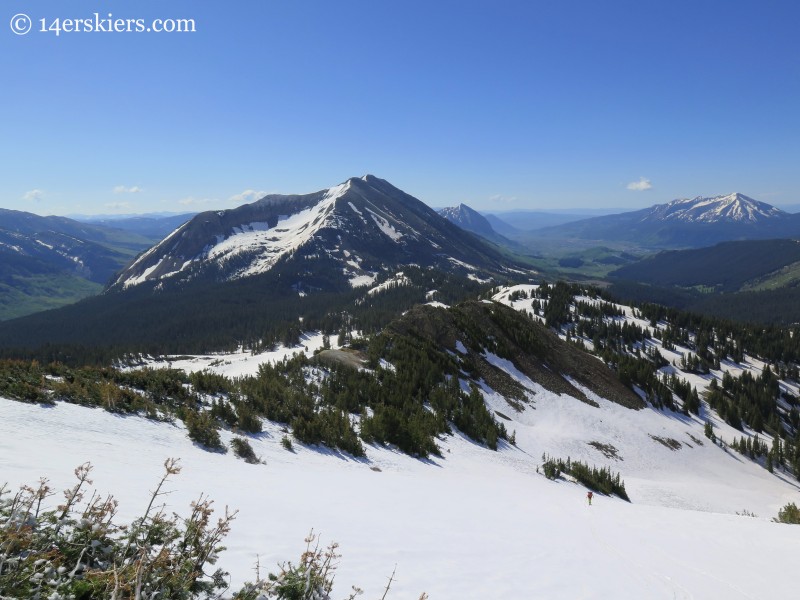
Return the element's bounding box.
[2,398,797,599]
[136,331,336,378]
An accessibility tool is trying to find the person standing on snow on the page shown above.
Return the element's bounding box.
[587,491,593,506]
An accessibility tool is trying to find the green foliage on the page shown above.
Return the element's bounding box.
[775,502,800,524]
[185,410,226,452]
[281,435,294,451]
[234,532,354,600]
[542,455,561,480]
[190,369,233,395]
[0,359,52,404]
[0,273,103,321]
[235,402,264,434]
[0,265,489,364]
[542,454,630,501]
[231,437,259,464]
[704,420,715,442]
[612,240,800,294]
[4,275,800,471]
[292,408,365,457]
[0,460,233,600]
[542,281,574,328]
[2,463,416,600]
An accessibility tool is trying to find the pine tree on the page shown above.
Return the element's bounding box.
[704,420,715,442]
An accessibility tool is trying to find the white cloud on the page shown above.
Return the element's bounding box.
[627,177,653,191]
[22,189,45,202]
[113,185,143,194]
[228,189,267,205]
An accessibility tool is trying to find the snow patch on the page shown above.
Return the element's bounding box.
[349,273,378,288]
[364,207,403,242]
[447,257,478,271]
[135,331,335,378]
[367,273,410,296]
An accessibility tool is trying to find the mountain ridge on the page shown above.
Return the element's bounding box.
[437,203,515,247]
[535,192,800,248]
[640,192,787,224]
[112,175,522,292]
[0,209,157,320]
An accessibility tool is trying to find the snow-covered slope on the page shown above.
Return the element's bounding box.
[492,283,800,460]
[2,393,797,599]
[5,284,799,598]
[111,176,521,291]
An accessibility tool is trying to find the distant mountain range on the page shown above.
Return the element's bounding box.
[0,210,161,320]
[484,211,596,233]
[535,193,800,248]
[4,185,799,331]
[82,213,195,241]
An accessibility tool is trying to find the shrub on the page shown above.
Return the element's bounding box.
[233,531,352,600]
[281,435,294,451]
[0,459,233,599]
[775,502,800,524]
[185,409,226,452]
[232,436,259,464]
[236,404,263,434]
[541,454,630,501]
[1,462,421,600]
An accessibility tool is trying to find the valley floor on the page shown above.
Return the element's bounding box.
[2,396,798,599]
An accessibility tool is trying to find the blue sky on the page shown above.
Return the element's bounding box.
[3,0,800,215]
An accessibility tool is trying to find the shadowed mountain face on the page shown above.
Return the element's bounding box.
[112,176,522,292]
[535,193,800,248]
[610,239,800,292]
[438,204,503,240]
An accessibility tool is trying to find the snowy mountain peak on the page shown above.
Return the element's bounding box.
[648,193,786,224]
[110,177,517,291]
[437,203,508,244]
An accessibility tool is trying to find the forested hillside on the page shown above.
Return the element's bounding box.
[495,282,800,478]
[4,280,800,482]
